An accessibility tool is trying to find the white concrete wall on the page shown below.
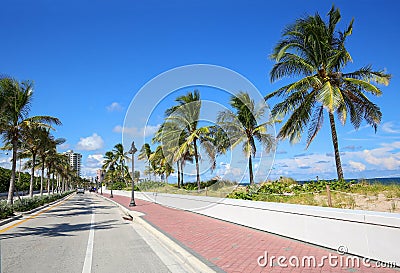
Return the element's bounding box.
[110,190,400,265]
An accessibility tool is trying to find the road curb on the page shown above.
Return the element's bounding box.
[98,194,217,273]
[0,213,23,226]
[0,193,74,227]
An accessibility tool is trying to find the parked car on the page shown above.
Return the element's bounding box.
[89,187,96,192]
[76,188,85,194]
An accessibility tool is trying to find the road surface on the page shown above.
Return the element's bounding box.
[0,193,190,273]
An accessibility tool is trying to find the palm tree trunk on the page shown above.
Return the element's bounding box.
[29,153,36,198]
[47,167,51,194]
[40,161,45,196]
[177,162,181,188]
[51,173,54,194]
[328,112,344,180]
[248,154,254,185]
[193,138,201,191]
[180,161,184,185]
[7,139,18,205]
[57,175,60,193]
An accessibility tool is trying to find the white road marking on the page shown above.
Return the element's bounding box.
[82,202,95,273]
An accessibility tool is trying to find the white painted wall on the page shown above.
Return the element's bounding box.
[110,190,400,266]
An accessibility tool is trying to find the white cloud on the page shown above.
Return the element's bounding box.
[76,133,104,151]
[106,102,123,112]
[344,141,400,171]
[113,124,160,137]
[348,161,366,171]
[381,121,400,134]
[86,154,105,167]
[80,154,105,177]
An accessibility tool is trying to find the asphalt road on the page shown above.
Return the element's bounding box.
[0,193,178,273]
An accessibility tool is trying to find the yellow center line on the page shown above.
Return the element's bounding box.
[0,194,75,234]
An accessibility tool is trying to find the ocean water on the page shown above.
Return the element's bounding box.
[350,177,400,185]
[296,177,400,185]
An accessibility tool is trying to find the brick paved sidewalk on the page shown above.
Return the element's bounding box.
[102,193,398,273]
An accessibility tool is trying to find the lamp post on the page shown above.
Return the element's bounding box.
[128,141,137,207]
[95,176,98,193]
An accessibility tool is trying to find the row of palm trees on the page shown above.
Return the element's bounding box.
[137,6,391,187]
[0,77,78,205]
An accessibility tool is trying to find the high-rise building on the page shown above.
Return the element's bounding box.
[63,150,82,177]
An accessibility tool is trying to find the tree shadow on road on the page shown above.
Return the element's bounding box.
[0,219,120,240]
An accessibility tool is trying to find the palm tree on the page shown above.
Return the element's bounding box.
[36,129,65,195]
[138,143,154,180]
[102,151,117,197]
[218,92,275,185]
[266,6,391,180]
[0,77,61,204]
[148,145,174,183]
[153,122,194,187]
[162,90,212,190]
[48,153,68,193]
[112,143,130,187]
[20,125,46,197]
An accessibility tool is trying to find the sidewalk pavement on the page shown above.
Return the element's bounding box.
[102,193,398,273]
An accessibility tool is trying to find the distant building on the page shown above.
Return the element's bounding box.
[96,169,105,183]
[63,150,82,177]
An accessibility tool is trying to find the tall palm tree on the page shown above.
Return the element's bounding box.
[218,92,275,185]
[153,122,194,187]
[51,153,70,193]
[266,6,391,180]
[21,125,46,197]
[0,77,61,204]
[102,151,117,197]
[162,90,211,190]
[112,143,130,187]
[36,129,65,195]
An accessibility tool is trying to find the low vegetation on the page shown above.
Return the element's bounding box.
[227,178,400,213]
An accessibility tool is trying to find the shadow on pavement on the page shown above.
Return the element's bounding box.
[0,219,120,240]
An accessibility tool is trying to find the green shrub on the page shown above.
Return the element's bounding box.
[12,191,72,213]
[0,201,13,219]
[227,191,253,200]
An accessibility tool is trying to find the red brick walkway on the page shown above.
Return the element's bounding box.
[102,193,398,273]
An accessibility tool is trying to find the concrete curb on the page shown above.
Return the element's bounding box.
[98,194,217,273]
[0,214,23,226]
[0,192,75,227]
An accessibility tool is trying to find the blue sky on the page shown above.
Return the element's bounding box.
[1,0,399,182]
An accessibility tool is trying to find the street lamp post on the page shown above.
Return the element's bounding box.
[128,141,137,207]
